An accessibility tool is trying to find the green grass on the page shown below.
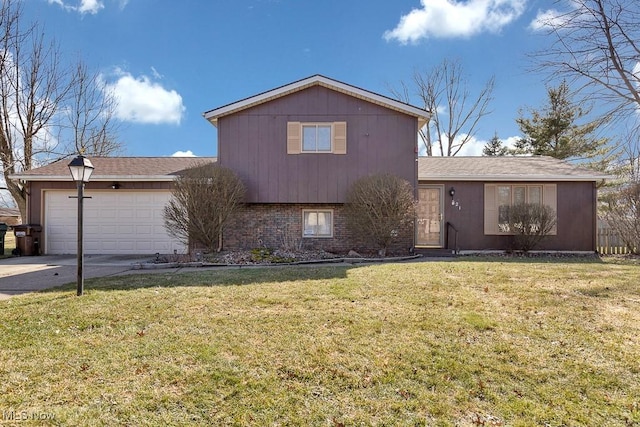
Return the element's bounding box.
[1,258,639,426]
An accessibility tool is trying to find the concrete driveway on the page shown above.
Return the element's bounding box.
[0,255,155,300]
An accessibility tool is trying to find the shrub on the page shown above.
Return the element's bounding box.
[164,163,245,253]
[507,203,557,252]
[344,173,416,256]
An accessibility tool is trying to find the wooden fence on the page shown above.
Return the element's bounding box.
[597,227,637,254]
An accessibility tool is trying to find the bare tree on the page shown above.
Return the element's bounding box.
[164,164,246,253]
[63,61,122,156]
[533,0,640,126]
[0,0,121,222]
[390,59,494,156]
[0,0,70,220]
[344,173,416,256]
[533,1,640,249]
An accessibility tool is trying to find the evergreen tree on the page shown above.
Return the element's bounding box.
[483,132,507,156]
[514,81,608,160]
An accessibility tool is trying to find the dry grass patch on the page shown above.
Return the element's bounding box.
[0,259,639,426]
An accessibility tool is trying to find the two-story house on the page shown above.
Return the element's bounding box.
[11,75,609,255]
[202,75,429,253]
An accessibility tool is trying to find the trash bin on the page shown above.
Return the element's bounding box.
[13,224,42,256]
[0,222,7,255]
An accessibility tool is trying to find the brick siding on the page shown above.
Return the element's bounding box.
[223,203,414,256]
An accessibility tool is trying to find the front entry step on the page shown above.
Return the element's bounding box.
[414,248,457,257]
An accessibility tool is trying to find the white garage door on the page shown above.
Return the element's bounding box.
[44,190,186,255]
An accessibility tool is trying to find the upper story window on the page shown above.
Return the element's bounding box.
[287,121,347,155]
[302,124,332,152]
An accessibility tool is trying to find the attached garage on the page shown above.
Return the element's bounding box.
[11,157,217,255]
[44,190,183,255]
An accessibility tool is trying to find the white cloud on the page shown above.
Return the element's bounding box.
[151,66,163,80]
[47,0,130,14]
[47,0,104,15]
[456,134,520,156]
[384,0,526,43]
[529,8,570,31]
[502,136,519,150]
[101,69,185,125]
[424,134,520,156]
[172,150,196,157]
[78,0,104,14]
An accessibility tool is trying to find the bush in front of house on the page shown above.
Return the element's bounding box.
[164,163,246,253]
[344,173,416,256]
[508,203,557,252]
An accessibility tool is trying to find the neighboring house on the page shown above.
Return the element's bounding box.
[9,75,610,255]
[10,157,214,255]
[0,207,22,227]
[203,74,429,254]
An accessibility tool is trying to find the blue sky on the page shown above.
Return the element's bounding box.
[23,0,563,158]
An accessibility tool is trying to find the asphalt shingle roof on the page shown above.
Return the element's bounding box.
[418,156,611,181]
[11,157,217,181]
[12,155,610,183]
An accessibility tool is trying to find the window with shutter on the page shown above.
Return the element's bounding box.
[287,122,347,154]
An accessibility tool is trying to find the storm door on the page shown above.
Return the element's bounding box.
[416,186,444,247]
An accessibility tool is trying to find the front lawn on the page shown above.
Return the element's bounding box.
[0,259,638,426]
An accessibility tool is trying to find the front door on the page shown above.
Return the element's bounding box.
[416,186,444,247]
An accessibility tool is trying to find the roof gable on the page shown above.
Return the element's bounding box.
[203,74,430,127]
[10,157,217,182]
[418,156,612,182]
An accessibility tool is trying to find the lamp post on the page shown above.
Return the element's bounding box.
[68,155,94,296]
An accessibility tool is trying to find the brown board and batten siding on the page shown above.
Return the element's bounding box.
[217,85,419,204]
[418,156,611,252]
[428,180,599,251]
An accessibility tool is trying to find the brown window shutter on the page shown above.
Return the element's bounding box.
[543,184,558,235]
[333,122,347,154]
[287,122,301,154]
[484,184,498,235]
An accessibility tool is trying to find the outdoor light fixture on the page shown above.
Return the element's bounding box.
[449,187,455,197]
[111,182,120,190]
[68,155,94,296]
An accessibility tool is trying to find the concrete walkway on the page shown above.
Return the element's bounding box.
[0,255,154,300]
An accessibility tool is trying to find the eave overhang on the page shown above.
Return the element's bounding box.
[203,74,430,128]
[8,174,178,182]
[418,174,613,182]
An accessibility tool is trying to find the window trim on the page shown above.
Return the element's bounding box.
[302,209,334,238]
[301,123,333,153]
